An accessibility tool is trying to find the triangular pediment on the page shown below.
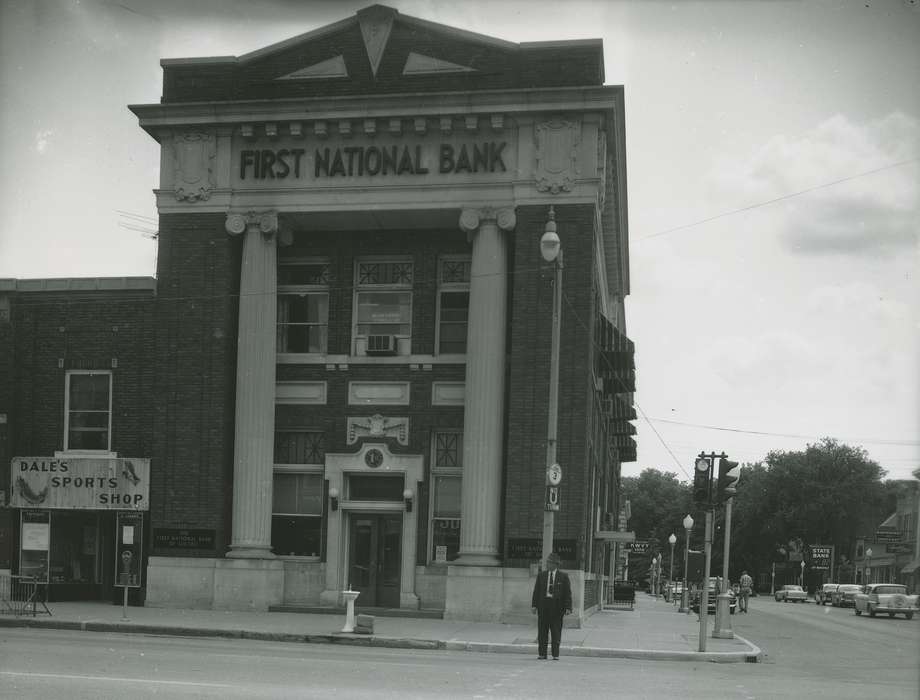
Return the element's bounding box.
[403,52,476,76]
[276,55,348,81]
[160,4,605,103]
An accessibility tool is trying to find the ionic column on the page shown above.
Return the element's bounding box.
[225,211,280,558]
[454,206,516,566]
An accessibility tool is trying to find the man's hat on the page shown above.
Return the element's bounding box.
[547,552,562,565]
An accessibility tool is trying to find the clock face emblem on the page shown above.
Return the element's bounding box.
[547,463,562,486]
[365,449,384,468]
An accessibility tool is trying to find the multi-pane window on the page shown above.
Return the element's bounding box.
[272,430,324,557]
[354,259,413,337]
[277,259,330,354]
[65,371,112,451]
[437,257,471,355]
[430,431,462,563]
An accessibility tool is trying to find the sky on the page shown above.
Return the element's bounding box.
[0,0,917,483]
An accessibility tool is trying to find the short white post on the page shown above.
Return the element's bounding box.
[341,589,360,633]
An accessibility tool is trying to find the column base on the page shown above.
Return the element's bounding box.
[444,565,505,621]
[452,552,501,567]
[226,544,275,559]
[213,558,284,611]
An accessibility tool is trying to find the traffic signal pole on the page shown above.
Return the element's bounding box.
[699,509,713,652]
[713,495,734,638]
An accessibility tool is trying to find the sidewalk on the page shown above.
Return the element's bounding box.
[0,593,761,663]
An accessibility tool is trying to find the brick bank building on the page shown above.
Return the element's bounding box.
[0,5,636,622]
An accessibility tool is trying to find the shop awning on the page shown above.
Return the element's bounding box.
[599,321,635,371]
[900,559,920,574]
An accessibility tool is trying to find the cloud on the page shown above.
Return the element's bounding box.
[34,129,53,154]
[714,112,919,257]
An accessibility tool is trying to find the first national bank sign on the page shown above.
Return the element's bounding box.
[11,457,150,510]
[236,139,509,182]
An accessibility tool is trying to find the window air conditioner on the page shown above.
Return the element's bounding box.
[366,334,398,355]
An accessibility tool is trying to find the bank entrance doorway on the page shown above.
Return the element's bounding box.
[348,514,401,608]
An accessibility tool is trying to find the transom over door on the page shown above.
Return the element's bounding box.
[348,514,401,608]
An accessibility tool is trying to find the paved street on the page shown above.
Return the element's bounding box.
[1,594,916,699]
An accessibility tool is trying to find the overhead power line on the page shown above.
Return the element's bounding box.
[640,157,919,241]
[646,416,920,447]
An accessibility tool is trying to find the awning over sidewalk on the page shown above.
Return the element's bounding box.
[598,320,635,371]
[900,559,920,574]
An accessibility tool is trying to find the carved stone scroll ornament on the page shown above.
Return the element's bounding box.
[225,211,290,243]
[458,207,517,236]
[347,414,409,445]
[534,118,581,194]
[173,131,216,201]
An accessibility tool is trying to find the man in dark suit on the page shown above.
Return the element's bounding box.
[531,551,573,660]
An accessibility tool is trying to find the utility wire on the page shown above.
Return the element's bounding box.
[645,416,920,447]
[640,157,919,241]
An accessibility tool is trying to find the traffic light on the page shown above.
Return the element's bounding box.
[693,457,712,506]
[716,458,741,504]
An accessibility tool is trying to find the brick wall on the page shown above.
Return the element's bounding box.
[504,204,600,568]
[150,214,240,556]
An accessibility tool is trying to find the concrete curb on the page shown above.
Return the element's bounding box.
[0,616,761,663]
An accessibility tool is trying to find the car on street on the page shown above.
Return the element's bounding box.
[774,584,807,603]
[831,584,864,607]
[815,583,838,605]
[854,583,918,619]
[691,577,736,614]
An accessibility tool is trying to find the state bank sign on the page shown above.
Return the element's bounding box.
[10,457,150,510]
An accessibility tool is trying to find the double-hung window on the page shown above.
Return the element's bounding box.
[277,259,330,354]
[436,257,471,355]
[271,430,325,557]
[430,430,462,563]
[64,371,112,452]
[354,259,413,352]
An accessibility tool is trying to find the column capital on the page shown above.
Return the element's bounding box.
[226,210,279,239]
[459,206,516,234]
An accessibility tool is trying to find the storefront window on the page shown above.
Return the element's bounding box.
[65,371,112,451]
[49,512,101,584]
[271,473,323,557]
[272,429,325,557]
[430,431,462,563]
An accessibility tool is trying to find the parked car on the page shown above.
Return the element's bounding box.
[667,582,685,602]
[854,583,918,619]
[831,584,864,607]
[690,577,736,614]
[774,584,807,603]
[815,583,838,605]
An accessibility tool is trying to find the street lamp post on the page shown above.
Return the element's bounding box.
[680,514,693,613]
[865,548,873,587]
[540,207,563,568]
[668,533,677,604]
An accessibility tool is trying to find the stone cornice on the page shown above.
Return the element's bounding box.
[129,85,622,139]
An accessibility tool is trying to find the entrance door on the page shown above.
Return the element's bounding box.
[348,514,401,608]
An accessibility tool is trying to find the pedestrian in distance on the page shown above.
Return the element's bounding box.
[739,570,753,613]
[532,552,573,660]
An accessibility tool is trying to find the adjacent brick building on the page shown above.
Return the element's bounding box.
[1,4,636,622]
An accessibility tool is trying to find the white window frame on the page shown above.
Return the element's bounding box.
[435,255,471,357]
[272,428,325,560]
[353,257,414,354]
[277,257,330,357]
[428,430,462,565]
[62,370,114,455]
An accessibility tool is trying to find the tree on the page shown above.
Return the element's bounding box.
[728,439,888,585]
[621,469,692,572]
